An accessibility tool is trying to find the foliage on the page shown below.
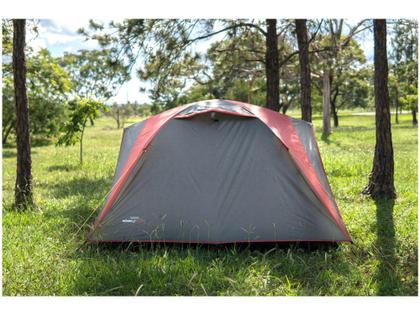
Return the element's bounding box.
[311,33,369,109]
[81,19,296,111]
[390,19,418,117]
[57,98,107,164]
[80,19,211,107]
[57,98,106,146]
[2,19,13,56]
[106,102,135,129]
[2,48,72,144]
[2,113,417,295]
[60,49,130,101]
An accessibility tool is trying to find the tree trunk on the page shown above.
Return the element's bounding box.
[2,120,15,145]
[363,19,396,199]
[117,108,121,129]
[322,70,331,137]
[395,87,399,124]
[331,101,339,127]
[295,19,312,122]
[247,76,255,104]
[281,103,289,114]
[265,19,280,111]
[412,108,417,125]
[331,86,339,127]
[13,19,33,209]
[80,121,86,165]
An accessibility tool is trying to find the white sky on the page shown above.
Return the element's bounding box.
[29,19,374,104]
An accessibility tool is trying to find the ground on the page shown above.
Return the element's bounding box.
[2,112,418,296]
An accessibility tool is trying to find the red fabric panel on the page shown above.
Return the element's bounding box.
[91,105,190,232]
[227,101,351,241]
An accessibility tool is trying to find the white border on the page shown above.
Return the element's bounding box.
[0,0,419,19]
[1,0,419,313]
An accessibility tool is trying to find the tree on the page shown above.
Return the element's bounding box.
[107,102,135,129]
[322,70,331,136]
[3,49,72,144]
[81,19,302,112]
[60,49,130,126]
[61,49,130,101]
[363,19,396,199]
[390,19,418,125]
[312,19,370,128]
[57,98,107,164]
[180,30,267,106]
[329,39,367,126]
[333,65,371,111]
[13,19,33,209]
[295,19,312,122]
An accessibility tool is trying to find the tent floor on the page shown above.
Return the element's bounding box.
[85,241,341,252]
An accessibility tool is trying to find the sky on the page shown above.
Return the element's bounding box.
[29,19,374,105]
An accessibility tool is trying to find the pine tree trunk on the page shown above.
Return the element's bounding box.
[331,101,339,127]
[412,108,417,125]
[13,19,33,209]
[265,19,280,112]
[363,19,396,199]
[322,70,331,137]
[395,88,399,124]
[295,19,312,122]
[282,103,289,114]
[247,76,256,104]
[80,122,86,165]
[2,120,15,145]
[117,108,120,129]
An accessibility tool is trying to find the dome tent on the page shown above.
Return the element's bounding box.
[88,99,351,244]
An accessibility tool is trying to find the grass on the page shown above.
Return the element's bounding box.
[2,112,418,296]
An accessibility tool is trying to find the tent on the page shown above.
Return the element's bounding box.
[88,99,351,244]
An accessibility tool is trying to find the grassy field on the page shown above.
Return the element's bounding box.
[2,112,418,296]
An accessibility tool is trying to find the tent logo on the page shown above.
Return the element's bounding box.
[122,216,145,224]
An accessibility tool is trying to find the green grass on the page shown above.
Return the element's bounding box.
[2,113,418,296]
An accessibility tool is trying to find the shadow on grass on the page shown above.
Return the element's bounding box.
[46,176,110,200]
[42,176,111,238]
[321,133,331,143]
[337,126,375,133]
[31,137,53,147]
[375,198,401,295]
[67,240,351,295]
[4,137,54,148]
[47,164,81,172]
[320,133,342,147]
[3,149,37,159]
[2,150,17,159]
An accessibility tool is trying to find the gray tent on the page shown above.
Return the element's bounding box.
[88,99,351,243]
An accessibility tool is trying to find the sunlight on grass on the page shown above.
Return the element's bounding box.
[2,113,418,296]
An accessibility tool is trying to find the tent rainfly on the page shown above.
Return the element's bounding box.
[88,99,351,244]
